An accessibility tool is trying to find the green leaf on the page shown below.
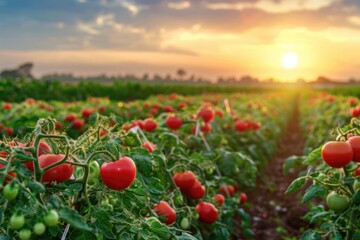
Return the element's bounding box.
[332,231,343,240]
[90,209,116,239]
[89,113,99,126]
[310,211,330,224]
[146,217,170,239]
[283,155,304,175]
[130,149,153,177]
[301,230,321,240]
[58,208,92,232]
[303,148,321,165]
[353,191,360,206]
[175,232,198,240]
[302,185,326,203]
[28,181,46,193]
[286,177,306,194]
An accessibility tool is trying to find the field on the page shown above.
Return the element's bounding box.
[1,80,360,240]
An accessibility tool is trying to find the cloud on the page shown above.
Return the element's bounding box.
[100,0,142,15]
[168,1,191,10]
[206,0,339,13]
[348,16,360,25]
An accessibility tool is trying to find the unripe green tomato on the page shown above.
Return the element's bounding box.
[19,229,31,240]
[88,161,100,185]
[192,212,199,220]
[3,184,19,201]
[44,210,59,227]
[33,222,46,235]
[326,191,350,212]
[180,217,189,229]
[10,214,25,230]
[173,194,183,206]
[354,181,360,192]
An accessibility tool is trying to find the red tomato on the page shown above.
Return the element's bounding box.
[5,128,13,136]
[251,122,261,130]
[39,154,74,183]
[73,119,84,130]
[178,102,187,109]
[184,179,205,200]
[152,103,161,109]
[173,171,196,191]
[351,107,360,118]
[81,109,93,118]
[100,129,108,137]
[240,193,248,204]
[347,136,360,162]
[26,98,36,104]
[99,106,106,112]
[3,103,11,110]
[153,201,176,225]
[55,122,63,130]
[201,123,212,133]
[197,107,215,123]
[122,124,131,131]
[143,102,150,108]
[165,116,182,130]
[150,108,158,115]
[64,113,76,122]
[168,93,177,100]
[195,202,218,224]
[100,157,136,191]
[0,162,16,185]
[219,184,235,196]
[215,110,224,118]
[235,121,248,132]
[133,120,144,129]
[321,141,353,168]
[355,168,360,176]
[234,183,239,192]
[163,106,175,113]
[349,98,357,106]
[213,194,225,206]
[24,142,52,171]
[143,141,157,153]
[143,118,158,132]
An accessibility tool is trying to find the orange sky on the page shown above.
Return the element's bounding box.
[1,0,360,82]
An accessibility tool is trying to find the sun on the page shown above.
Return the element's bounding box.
[282,52,299,69]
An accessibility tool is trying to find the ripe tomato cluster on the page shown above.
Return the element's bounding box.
[321,136,360,168]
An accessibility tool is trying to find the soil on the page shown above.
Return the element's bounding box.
[239,95,309,239]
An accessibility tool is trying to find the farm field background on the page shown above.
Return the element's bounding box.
[1,79,360,239]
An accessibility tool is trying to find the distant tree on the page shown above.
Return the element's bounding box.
[165,74,172,81]
[142,73,149,81]
[0,62,34,80]
[177,68,186,80]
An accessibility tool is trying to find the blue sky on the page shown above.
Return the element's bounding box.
[1,0,360,81]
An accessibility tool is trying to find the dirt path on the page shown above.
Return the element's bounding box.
[244,95,308,239]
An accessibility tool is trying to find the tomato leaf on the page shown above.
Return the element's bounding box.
[301,230,321,240]
[283,155,304,175]
[302,185,326,203]
[286,177,306,194]
[89,208,115,239]
[58,208,92,232]
[129,149,153,177]
[303,148,321,165]
[352,191,360,206]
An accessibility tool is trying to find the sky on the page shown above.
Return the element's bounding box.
[1,0,360,82]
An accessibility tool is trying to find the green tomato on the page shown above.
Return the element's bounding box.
[3,184,19,201]
[10,214,25,230]
[354,181,360,192]
[33,222,46,235]
[180,217,189,229]
[173,194,183,206]
[44,210,59,227]
[19,229,31,240]
[326,191,350,212]
[88,161,100,184]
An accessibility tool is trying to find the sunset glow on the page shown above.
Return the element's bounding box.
[282,52,299,69]
[1,0,360,82]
